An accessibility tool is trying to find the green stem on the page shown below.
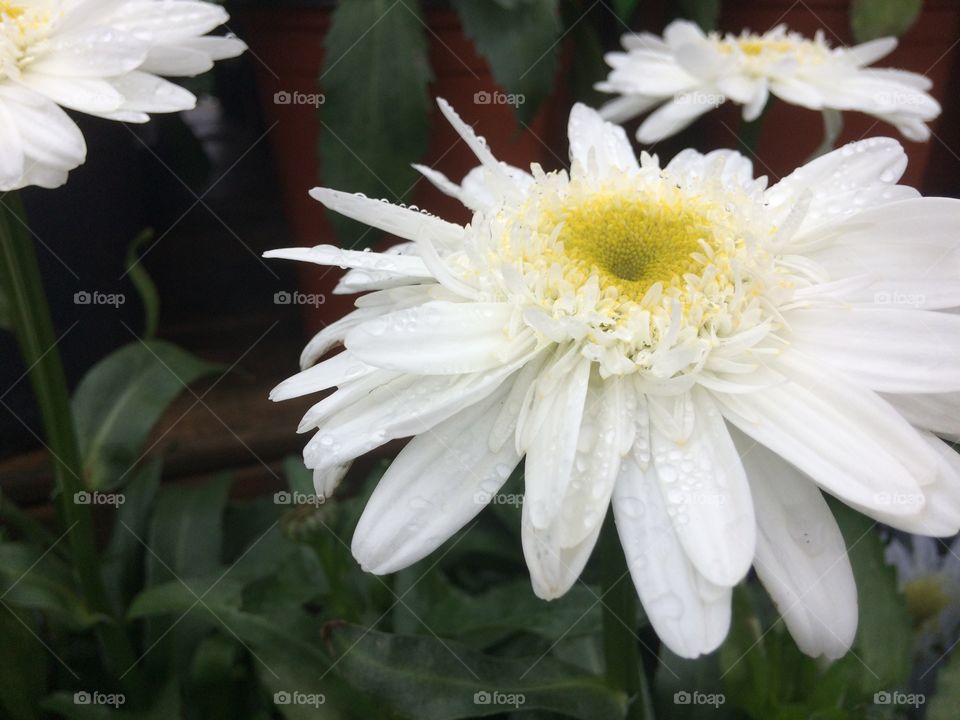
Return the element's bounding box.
[0,192,143,701]
[601,513,653,720]
[737,98,774,159]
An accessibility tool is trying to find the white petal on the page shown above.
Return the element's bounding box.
[637,94,717,144]
[556,373,632,548]
[30,27,146,77]
[786,307,960,393]
[17,74,124,114]
[269,351,374,401]
[524,356,592,529]
[110,71,196,113]
[614,455,731,659]
[522,500,602,601]
[715,352,934,515]
[346,302,527,375]
[264,244,432,279]
[568,103,639,178]
[885,391,960,441]
[352,383,520,574]
[801,198,960,309]
[734,432,858,659]
[650,390,755,586]
[308,187,464,247]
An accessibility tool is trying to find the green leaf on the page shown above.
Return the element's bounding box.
[319,0,432,248]
[124,229,160,339]
[71,340,222,490]
[850,0,922,42]
[146,475,233,586]
[102,458,162,608]
[406,578,604,648]
[0,608,49,720]
[326,624,627,719]
[612,0,640,22]
[929,650,960,720]
[830,500,912,693]
[0,542,100,629]
[452,0,561,124]
[678,0,722,32]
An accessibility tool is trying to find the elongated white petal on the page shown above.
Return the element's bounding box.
[308,187,464,247]
[568,103,639,177]
[734,432,858,659]
[614,455,731,659]
[716,352,934,514]
[523,356,592,530]
[786,307,960,393]
[269,352,374,401]
[802,198,960,309]
[884,392,960,441]
[345,302,526,375]
[264,244,432,279]
[352,383,520,574]
[522,500,602,601]
[650,390,755,586]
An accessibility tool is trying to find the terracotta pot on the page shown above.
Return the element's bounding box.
[235,5,569,335]
[701,0,960,187]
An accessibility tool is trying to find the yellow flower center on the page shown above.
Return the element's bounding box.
[726,38,796,56]
[557,196,711,299]
[904,577,951,629]
[0,2,23,20]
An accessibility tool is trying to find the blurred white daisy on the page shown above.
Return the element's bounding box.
[266,99,960,661]
[0,0,245,190]
[887,535,960,665]
[597,20,940,144]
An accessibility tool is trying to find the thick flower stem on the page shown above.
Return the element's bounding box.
[601,514,654,719]
[0,192,142,700]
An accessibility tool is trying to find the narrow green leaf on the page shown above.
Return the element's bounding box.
[326,624,627,720]
[124,229,160,340]
[0,542,100,629]
[102,458,163,608]
[0,608,49,720]
[452,0,561,124]
[851,0,922,42]
[71,340,222,490]
[146,475,232,586]
[319,0,432,248]
[830,500,912,692]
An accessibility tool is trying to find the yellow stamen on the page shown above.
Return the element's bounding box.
[555,196,711,299]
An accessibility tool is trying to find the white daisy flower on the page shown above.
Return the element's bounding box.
[266,99,960,660]
[0,0,245,190]
[597,20,941,144]
[886,535,960,665]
